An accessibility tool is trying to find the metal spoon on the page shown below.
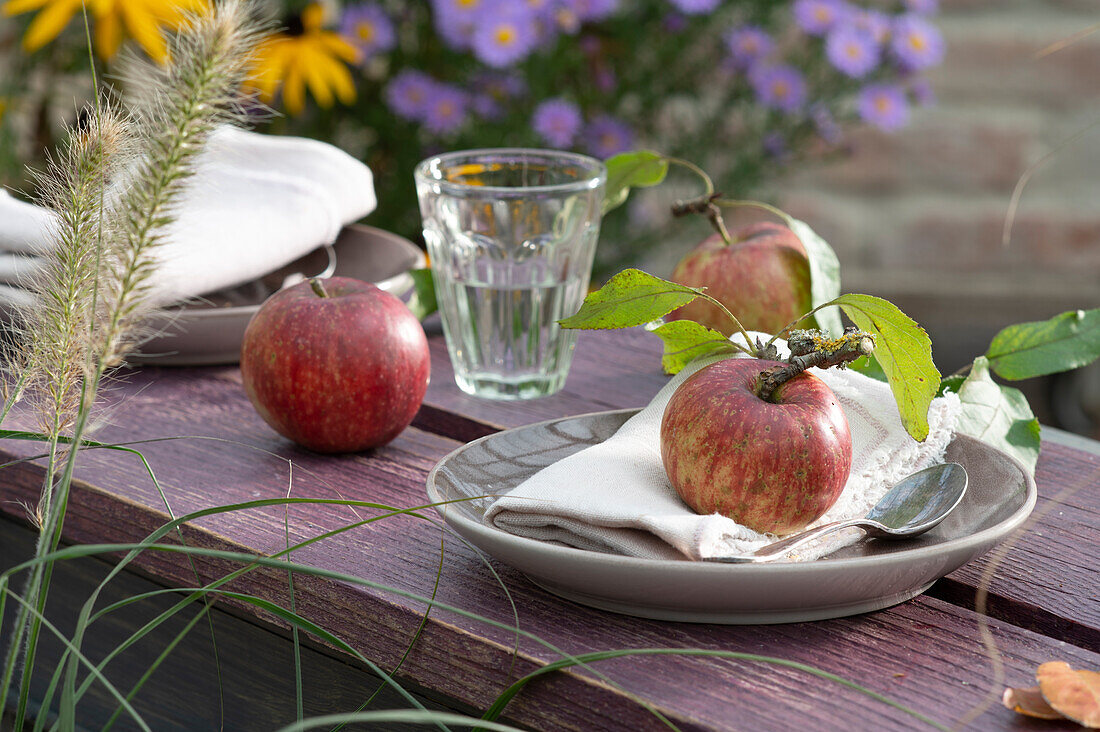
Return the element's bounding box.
[711,462,969,563]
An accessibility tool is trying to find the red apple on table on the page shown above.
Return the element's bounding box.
[660,358,851,535]
[667,221,811,336]
[240,276,430,453]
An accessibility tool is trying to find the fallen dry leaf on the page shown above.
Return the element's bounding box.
[1037,661,1100,728]
[1002,685,1063,720]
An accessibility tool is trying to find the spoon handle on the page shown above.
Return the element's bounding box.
[711,518,870,563]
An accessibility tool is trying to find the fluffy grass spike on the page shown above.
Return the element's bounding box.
[17,102,135,518]
[97,0,266,367]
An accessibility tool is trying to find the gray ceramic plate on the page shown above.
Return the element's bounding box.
[427,409,1037,624]
[132,224,425,366]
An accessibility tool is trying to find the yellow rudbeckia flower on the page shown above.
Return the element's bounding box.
[249,3,360,116]
[2,0,208,62]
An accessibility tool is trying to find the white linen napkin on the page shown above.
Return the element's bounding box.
[0,126,376,306]
[485,335,961,562]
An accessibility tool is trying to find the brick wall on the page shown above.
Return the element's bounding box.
[778,1,1100,435]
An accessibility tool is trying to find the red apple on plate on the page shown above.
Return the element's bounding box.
[240,276,430,453]
[667,221,811,336]
[660,357,851,535]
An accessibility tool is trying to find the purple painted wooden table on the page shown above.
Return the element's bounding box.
[2,325,1098,730]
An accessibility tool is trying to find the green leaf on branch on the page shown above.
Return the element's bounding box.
[559,268,702,330]
[783,216,843,336]
[954,356,1041,475]
[826,293,940,442]
[645,319,740,374]
[986,308,1100,380]
[601,150,669,215]
[406,268,437,321]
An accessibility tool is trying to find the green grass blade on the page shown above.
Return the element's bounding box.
[1,586,153,731]
[97,603,212,732]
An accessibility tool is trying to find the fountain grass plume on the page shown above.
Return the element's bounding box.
[97,0,266,368]
[18,101,136,524]
[0,2,270,725]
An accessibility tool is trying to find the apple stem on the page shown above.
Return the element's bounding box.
[755,328,875,402]
[310,278,330,298]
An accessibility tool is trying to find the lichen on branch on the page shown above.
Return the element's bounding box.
[756,327,876,402]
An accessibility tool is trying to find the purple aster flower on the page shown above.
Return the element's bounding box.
[762,132,788,160]
[340,4,396,61]
[811,103,841,144]
[585,115,634,158]
[385,70,437,121]
[857,83,910,132]
[724,25,775,70]
[668,0,721,14]
[466,64,525,118]
[567,0,619,22]
[904,0,938,14]
[749,64,807,113]
[909,78,936,106]
[594,65,616,93]
[524,0,566,47]
[472,4,539,67]
[554,7,582,34]
[850,9,890,46]
[792,0,850,36]
[472,70,527,100]
[471,94,504,119]
[423,84,469,134]
[662,13,689,33]
[532,98,583,147]
[431,0,482,50]
[825,24,880,78]
[891,14,945,70]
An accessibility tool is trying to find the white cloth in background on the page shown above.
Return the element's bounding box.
[0,126,376,306]
[485,335,961,561]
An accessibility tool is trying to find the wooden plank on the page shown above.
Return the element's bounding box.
[1,363,1097,730]
[5,479,1095,731]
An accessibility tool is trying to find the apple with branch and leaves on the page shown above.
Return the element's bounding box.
[559,264,936,533]
[551,150,1100,531]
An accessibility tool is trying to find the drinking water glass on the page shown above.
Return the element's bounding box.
[415,149,607,400]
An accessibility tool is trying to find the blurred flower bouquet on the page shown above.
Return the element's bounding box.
[0,0,944,275]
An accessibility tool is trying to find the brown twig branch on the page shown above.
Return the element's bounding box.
[671,192,732,245]
[756,327,875,401]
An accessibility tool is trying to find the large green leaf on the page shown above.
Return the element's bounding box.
[828,293,940,442]
[559,268,703,330]
[782,216,843,336]
[601,150,669,215]
[954,356,1041,476]
[986,307,1100,380]
[645,319,740,374]
[405,268,437,321]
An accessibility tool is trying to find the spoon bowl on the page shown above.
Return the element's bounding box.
[711,462,969,563]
